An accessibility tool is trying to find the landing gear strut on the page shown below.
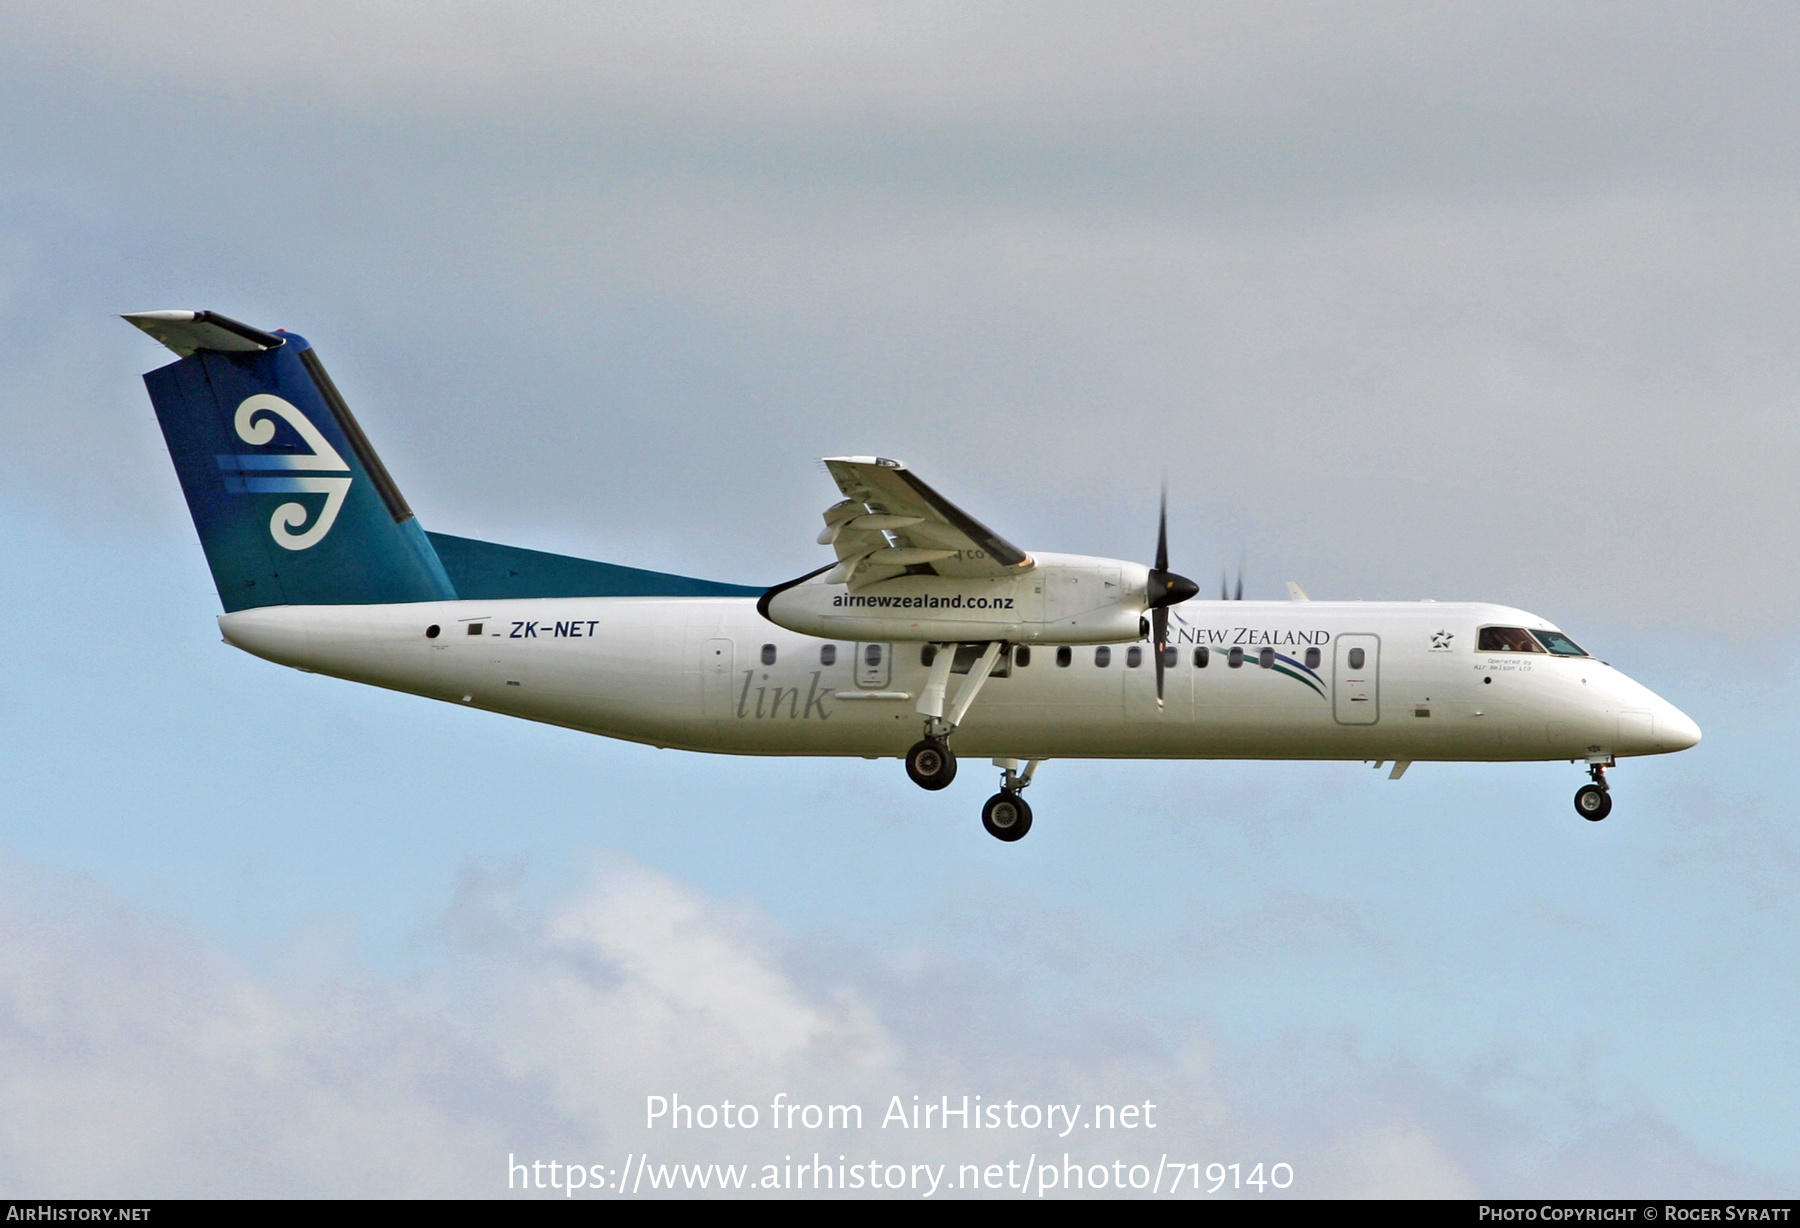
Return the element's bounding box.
[1574,759,1612,822]
[902,642,1005,792]
[982,758,1041,842]
[899,641,1045,841]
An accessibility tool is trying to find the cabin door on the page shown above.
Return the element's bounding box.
[1333,634,1380,725]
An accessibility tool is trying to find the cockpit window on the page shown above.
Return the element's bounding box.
[1478,626,1546,653]
[1531,629,1589,657]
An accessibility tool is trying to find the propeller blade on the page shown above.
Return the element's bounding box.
[1155,482,1169,574]
[1145,480,1189,708]
[1221,570,1229,601]
[1153,605,1168,703]
[1234,552,1244,601]
[1144,487,1196,612]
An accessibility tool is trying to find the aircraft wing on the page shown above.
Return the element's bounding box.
[817,457,1033,589]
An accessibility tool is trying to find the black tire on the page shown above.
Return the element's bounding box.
[905,739,957,791]
[1574,784,1612,822]
[982,791,1033,841]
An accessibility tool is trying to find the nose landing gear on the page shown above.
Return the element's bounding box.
[1574,759,1613,821]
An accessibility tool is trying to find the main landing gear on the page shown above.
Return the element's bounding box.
[905,738,956,790]
[1574,758,1613,821]
[902,640,1004,797]
[982,759,1039,842]
[901,641,1042,840]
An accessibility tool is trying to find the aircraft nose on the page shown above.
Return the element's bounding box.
[1661,704,1702,752]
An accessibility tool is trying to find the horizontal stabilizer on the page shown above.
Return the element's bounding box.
[123,309,282,357]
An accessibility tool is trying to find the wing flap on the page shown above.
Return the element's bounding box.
[818,457,1031,589]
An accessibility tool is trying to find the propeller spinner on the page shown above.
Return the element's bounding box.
[1146,486,1199,703]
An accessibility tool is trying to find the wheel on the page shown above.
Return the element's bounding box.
[905,739,957,791]
[982,791,1033,841]
[1574,784,1612,821]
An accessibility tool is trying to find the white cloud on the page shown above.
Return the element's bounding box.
[0,851,1762,1197]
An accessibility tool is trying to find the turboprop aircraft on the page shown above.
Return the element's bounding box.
[126,309,1701,841]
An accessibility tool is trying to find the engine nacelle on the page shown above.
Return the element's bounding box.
[761,552,1150,644]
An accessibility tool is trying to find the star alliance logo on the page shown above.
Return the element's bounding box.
[1430,630,1454,650]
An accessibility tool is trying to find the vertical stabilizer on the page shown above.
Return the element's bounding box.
[128,311,456,611]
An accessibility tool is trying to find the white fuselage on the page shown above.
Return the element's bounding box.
[218,598,1700,764]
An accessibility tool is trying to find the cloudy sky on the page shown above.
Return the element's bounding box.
[1,0,1796,1197]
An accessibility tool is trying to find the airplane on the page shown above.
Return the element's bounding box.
[125,309,1702,842]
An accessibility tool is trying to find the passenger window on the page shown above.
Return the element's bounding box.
[1056,646,1072,668]
[1095,646,1111,668]
[467,623,483,636]
[1126,646,1142,668]
[1228,646,1243,668]
[1478,626,1546,653]
[425,625,440,639]
[1348,647,1365,670]
[865,644,882,666]
[820,644,836,666]
[1304,647,1320,669]
[1259,647,1275,669]
[761,643,776,665]
[1014,646,1031,668]
[1163,647,1177,669]
[1194,646,1209,668]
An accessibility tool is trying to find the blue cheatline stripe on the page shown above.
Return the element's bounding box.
[425,532,766,600]
[1265,652,1326,697]
[1274,651,1326,685]
[1270,661,1326,698]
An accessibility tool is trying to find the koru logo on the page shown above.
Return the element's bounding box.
[215,394,352,551]
[1430,630,1454,650]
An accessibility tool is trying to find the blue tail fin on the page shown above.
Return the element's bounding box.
[129,310,456,611]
